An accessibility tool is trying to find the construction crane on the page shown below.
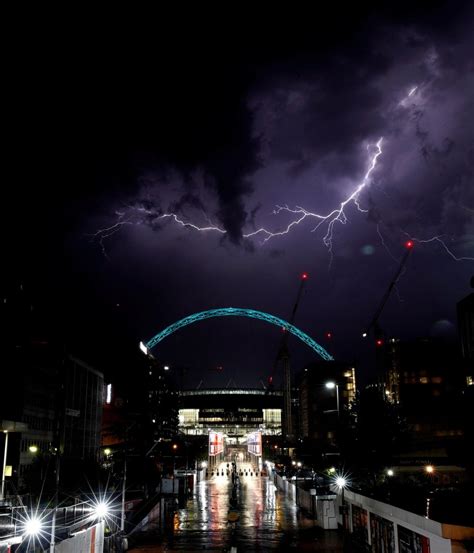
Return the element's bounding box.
[363,240,415,400]
[269,272,309,439]
[363,240,414,343]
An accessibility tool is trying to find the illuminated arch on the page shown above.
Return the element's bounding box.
[145,307,333,361]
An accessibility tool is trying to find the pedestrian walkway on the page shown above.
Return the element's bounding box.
[129,469,344,552]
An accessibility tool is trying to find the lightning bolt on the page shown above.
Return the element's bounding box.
[91,138,384,261]
[404,234,474,262]
[89,209,226,257]
[243,138,384,265]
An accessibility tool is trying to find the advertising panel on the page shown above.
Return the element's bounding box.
[352,505,369,551]
[247,431,262,456]
[398,525,431,553]
[370,513,395,553]
[208,431,224,456]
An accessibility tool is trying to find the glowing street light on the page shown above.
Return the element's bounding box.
[328,467,336,474]
[425,465,434,474]
[387,469,394,477]
[201,461,208,469]
[333,474,349,534]
[29,445,38,454]
[23,516,43,537]
[297,461,302,468]
[93,501,109,520]
[335,476,347,490]
[104,448,111,456]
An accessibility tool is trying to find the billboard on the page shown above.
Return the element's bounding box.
[209,431,224,456]
[247,431,262,456]
[398,525,431,553]
[370,513,395,553]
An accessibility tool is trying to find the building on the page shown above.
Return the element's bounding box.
[457,276,474,380]
[177,388,282,443]
[61,356,104,460]
[298,361,356,443]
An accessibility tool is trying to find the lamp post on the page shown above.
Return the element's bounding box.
[325,382,339,417]
[335,476,348,533]
[1,431,9,500]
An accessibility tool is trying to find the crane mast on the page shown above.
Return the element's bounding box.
[270,272,308,439]
[363,241,414,340]
[363,241,414,401]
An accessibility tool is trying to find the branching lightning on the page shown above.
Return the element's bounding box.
[245,138,384,263]
[404,234,474,262]
[91,82,472,266]
[92,139,384,263]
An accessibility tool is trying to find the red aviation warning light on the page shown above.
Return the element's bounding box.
[301,272,309,280]
[405,240,414,249]
[325,331,332,339]
[376,338,384,347]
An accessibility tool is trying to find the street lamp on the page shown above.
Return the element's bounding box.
[325,382,340,417]
[22,515,43,537]
[334,475,348,533]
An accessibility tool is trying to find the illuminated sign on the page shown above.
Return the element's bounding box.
[247,431,262,456]
[208,431,224,456]
[106,384,112,405]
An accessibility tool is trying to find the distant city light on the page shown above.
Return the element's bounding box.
[172,444,178,450]
[201,461,208,468]
[328,467,336,474]
[164,365,170,371]
[28,445,38,454]
[425,465,434,474]
[104,448,111,456]
[139,341,148,355]
[362,332,368,338]
[297,461,302,468]
[387,469,394,476]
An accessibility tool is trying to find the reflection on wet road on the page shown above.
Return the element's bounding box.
[130,462,342,552]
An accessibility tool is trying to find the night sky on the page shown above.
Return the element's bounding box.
[6,3,473,389]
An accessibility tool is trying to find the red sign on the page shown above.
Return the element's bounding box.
[209,432,224,456]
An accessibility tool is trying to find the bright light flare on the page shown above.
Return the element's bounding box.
[325,381,336,389]
[93,501,109,520]
[335,476,347,489]
[23,516,42,537]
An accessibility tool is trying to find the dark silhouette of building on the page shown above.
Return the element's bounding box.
[457,276,474,376]
[298,361,356,445]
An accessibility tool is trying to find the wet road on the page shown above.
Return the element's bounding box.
[130,462,343,552]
